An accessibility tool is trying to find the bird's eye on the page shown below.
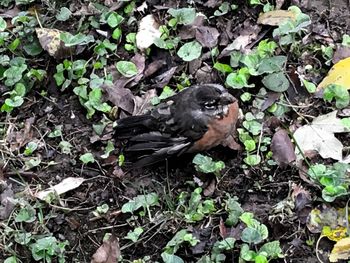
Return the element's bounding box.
[204,100,217,110]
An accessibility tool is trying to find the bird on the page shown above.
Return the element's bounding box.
[114,84,240,167]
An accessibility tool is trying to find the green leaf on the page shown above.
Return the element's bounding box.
[24,141,38,156]
[0,17,7,31]
[121,193,159,213]
[262,71,289,92]
[255,254,268,263]
[214,2,230,16]
[257,56,287,74]
[241,227,264,244]
[15,206,36,223]
[60,32,95,47]
[56,7,72,21]
[303,79,316,93]
[192,154,225,174]
[240,244,257,261]
[48,126,62,138]
[168,8,196,25]
[79,153,95,164]
[177,41,202,62]
[214,62,233,73]
[342,34,350,47]
[226,68,253,89]
[116,61,138,77]
[125,227,144,242]
[244,139,256,152]
[258,241,284,259]
[112,27,122,40]
[59,141,72,154]
[5,96,24,107]
[341,117,350,129]
[8,38,20,51]
[225,195,243,226]
[101,141,115,159]
[107,12,124,28]
[161,252,184,263]
[4,256,18,263]
[244,155,261,166]
[323,84,350,109]
[24,157,41,170]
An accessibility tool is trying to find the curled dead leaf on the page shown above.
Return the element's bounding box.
[271,129,296,166]
[91,234,120,263]
[36,28,74,59]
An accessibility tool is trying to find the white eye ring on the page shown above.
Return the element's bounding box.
[205,105,216,110]
[204,100,217,110]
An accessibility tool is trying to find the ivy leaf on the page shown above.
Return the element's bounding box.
[116,61,138,77]
[79,153,95,164]
[107,12,124,28]
[56,7,72,21]
[168,8,196,25]
[177,41,202,62]
[262,71,289,92]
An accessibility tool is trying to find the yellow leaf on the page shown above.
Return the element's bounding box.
[322,225,347,242]
[257,10,296,26]
[317,57,350,91]
[329,237,350,262]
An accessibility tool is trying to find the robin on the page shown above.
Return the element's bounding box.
[115,84,240,167]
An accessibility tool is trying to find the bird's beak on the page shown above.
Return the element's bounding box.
[220,92,236,104]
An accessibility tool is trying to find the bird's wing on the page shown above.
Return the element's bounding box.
[114,99,201,167]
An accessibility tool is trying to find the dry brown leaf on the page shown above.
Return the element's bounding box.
[91,234,120,263]
[36,28,74,59]
[195,26,220,48]
[271,129,296,165]
[257,10,296,26]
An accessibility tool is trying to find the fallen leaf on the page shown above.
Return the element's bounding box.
[153,66,177,88]
[133,89,157,115]
[35,177,85,201]
[91,234,120,263]
[257,10,296,26]
[36,28,74,59]
[329,237,350,262]
[293,111,350,161]
[271,129,296,165]
[136,14,161,51]
[0,6,20,18]
[306,204,347,240]
[317,57,350,91]
[219,20,261,58]
[102,84,135,114]
[0,183,15,220]
[6,117,35,152]
[332,45,350,64]
[195,26,220,48]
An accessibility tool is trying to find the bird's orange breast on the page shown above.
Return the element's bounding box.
[189,101,239,152]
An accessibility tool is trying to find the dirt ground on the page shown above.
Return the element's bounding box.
[1,0,350,262]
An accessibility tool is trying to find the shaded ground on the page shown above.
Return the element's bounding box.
[1,0,350,262]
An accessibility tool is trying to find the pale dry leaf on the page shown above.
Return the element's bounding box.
[293,111,350,161]
[257,10,296,26]
[329,237,350,262]
[91,234,120,263]
[36,28,73,59]
[35,177,85,200]
[136,14,161,50]
[271,129,296,165]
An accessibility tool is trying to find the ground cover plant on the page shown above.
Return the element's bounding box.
[1,0,350,262]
